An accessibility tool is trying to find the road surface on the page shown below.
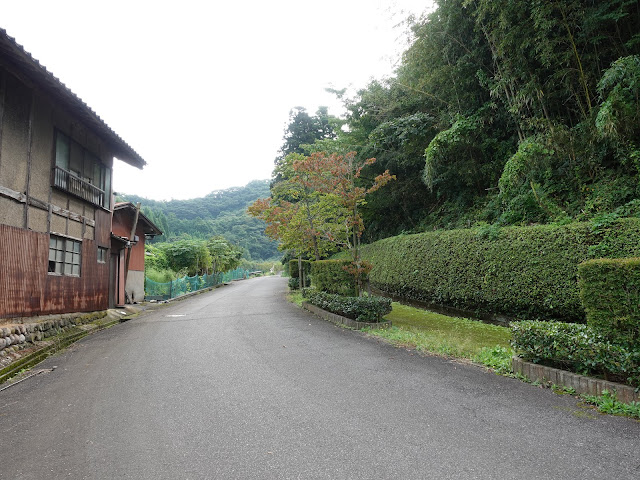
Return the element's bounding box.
[1,276,639,479]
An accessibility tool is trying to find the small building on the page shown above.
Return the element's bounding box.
[112,202,162,305]
[0,28,146,318]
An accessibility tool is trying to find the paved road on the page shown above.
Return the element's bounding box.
[1,276,639,479]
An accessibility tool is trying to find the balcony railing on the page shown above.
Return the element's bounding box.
[53,166,105,207]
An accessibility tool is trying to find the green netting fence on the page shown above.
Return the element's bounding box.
[145,268,249,300]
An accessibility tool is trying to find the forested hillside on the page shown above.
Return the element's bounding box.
[118,180,279,260]
[305,0,640,241]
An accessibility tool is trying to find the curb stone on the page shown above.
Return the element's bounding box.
[512,356,640,404]
[302,301,392,330]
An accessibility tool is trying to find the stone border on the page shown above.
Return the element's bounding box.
[302,301,392,330]
[512,357,640,404]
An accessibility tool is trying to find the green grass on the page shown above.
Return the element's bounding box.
[288,290,305,307]
[365,303,513,368]
[581,390,640,419]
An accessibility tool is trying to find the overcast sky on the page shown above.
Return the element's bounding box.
[2,0,434,200]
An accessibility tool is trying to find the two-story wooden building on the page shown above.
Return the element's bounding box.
[0,28,147,318]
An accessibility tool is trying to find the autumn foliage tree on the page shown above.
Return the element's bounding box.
[249,151,394,295]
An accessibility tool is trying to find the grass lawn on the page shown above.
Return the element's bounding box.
[366,303,513,371]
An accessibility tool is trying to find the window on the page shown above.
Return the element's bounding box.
[97,247,108,264]
[53,130,111,209]
[48,235,82,276]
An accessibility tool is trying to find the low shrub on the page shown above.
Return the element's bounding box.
[511,320,640,387]
[357,218,640,321]
[578,257,640,346]
[310,260,357,296]
[288,277,310,290]
[303,289,392,323]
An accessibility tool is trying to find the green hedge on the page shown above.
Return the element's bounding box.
[578,257,640,345]
[303,289,392,323]
[310,260,356,296]
[289,259,311,279]
[357,219,640,321]
[511,320,640,387]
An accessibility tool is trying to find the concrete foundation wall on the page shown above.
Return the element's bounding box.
[125,270,145,304]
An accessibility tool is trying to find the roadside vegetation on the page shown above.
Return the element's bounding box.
[263,1,640,419]
[366,303,511,367]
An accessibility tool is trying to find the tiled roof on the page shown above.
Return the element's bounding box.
[0,28,145,169]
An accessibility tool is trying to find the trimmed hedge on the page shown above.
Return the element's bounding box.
[303,289,392,323]
[578,257,640,346]
[357,219,640,321]
[288,277,310,289]
[310,260,356,296]
[511,320,640,388]
[288,260,311,289]
[289,259,311,279]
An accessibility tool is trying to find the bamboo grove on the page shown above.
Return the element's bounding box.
[262,1,640,245]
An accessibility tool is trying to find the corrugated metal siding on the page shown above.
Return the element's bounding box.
[0,224,109,318]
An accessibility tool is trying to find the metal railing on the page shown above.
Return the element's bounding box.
[53,166,105,207]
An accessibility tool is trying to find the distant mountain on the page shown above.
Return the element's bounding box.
[117,180,279,260]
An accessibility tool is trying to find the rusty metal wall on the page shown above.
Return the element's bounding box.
[0,224,109,318]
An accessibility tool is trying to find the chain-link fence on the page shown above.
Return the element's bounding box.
[145,268,249,300]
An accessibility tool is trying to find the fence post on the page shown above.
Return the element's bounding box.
[169,279,173,299]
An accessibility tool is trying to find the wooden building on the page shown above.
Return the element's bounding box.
[0,28,146,318]
[112,202,162,305]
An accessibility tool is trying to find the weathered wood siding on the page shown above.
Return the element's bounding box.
[0,224,109,318]
[0,59,117,319]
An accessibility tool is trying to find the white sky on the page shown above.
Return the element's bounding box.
[2,0,434,200]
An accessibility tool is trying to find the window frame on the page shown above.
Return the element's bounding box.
[97,246,108,264]
[48,234,82,277]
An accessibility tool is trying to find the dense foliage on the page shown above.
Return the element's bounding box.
[303,289,392,323]
[288,260,311,279]
[511,321,640,388]
[354,218,640,321]
[144,235,243,279]
[578,257,640,346]
[118,180,279,260]
[319,0,640,239]
[310,260,357,296]
[252,149,393,295]
[288,259,311,290]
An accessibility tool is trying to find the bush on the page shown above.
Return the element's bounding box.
[357,218,640,321]
[288,277,310,290]
[511,320,640,387]
[145,266,177,283]
[578,257,640,346]
[289,259,311,279]
[303,289,392,323]
[310,260,356,296]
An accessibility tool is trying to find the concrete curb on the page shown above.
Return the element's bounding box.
[512,356,640,404]
[302,301,392,330]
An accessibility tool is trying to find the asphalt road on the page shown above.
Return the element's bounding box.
[1,276,639,479]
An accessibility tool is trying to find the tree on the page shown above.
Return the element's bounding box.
[207,235,244,273]
[293,152,395,295]
[272,107,339,185]
[158,238,211,277]
[251,151,395,295]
